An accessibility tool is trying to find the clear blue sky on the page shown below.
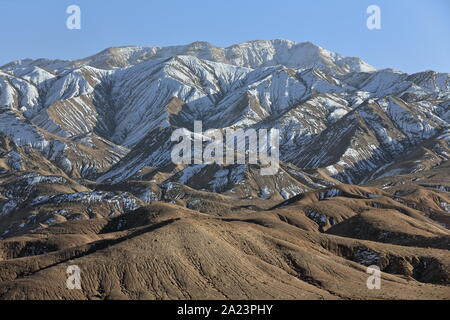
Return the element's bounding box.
[1,0,449,73]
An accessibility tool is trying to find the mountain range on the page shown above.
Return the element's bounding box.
[0,39,449,300]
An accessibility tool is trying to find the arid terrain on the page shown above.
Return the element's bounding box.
[0,40,449,300]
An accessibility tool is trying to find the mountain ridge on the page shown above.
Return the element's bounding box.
[0,40,449,300]
[1,39,377,74]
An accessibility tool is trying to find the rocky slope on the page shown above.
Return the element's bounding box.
[0,40,449,300]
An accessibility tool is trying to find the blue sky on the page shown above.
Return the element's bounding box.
[0,0,449,73]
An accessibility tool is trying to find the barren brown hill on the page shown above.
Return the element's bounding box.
[0,194,449,300]
[1,40,449,301]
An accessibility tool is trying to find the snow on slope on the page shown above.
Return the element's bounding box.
[0,40,449,188]
[2,39,376,74]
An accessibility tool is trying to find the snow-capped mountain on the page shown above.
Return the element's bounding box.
[1,40,450,301]
[0,39,448,195]
[1,39,376,74]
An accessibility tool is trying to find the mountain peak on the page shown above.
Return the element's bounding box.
[2,40,377,75]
